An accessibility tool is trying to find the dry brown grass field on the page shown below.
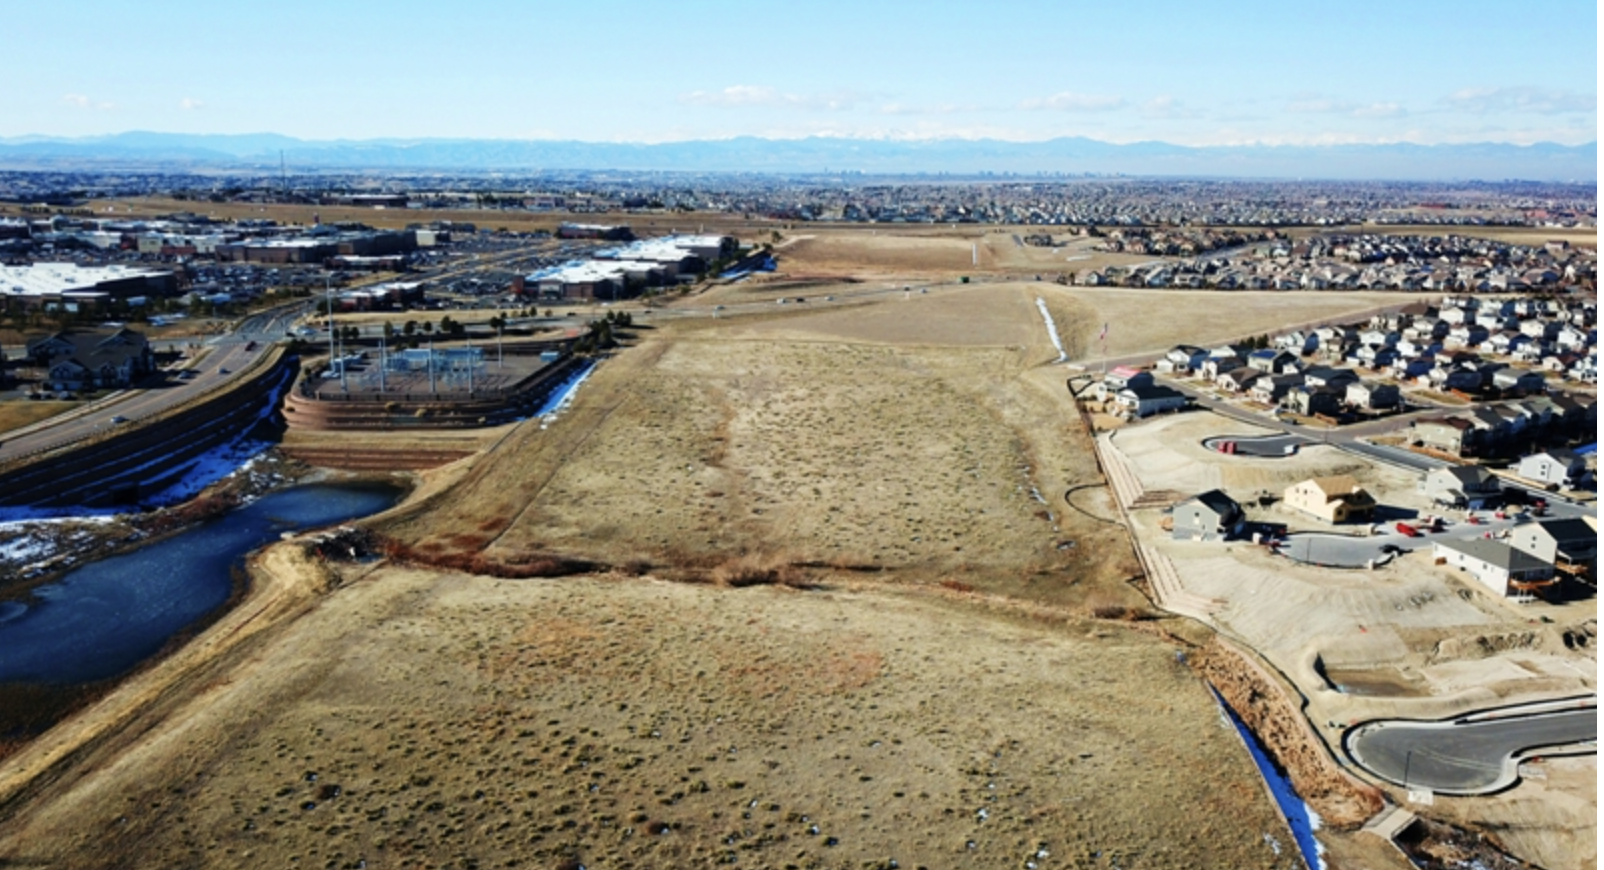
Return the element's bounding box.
[0,401,79,436]
[386,286,1140,608]
[0,571,1292,870]
[1034,286,1410,360]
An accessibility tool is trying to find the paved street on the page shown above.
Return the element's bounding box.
[0,303,306,464]
[1346,706,1597,794]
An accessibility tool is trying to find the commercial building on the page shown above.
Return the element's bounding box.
[526,234,738,301]
[0,263,177,311]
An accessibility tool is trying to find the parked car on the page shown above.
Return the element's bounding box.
[1395,523,1421,538]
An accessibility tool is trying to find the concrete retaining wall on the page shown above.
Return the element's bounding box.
[0,353,298,508]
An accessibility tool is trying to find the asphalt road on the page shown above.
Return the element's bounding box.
[1201,432,1310,456]
[0,303,306,464]
[1346,707,1597,794]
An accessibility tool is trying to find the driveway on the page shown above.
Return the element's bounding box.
[1345,705,1597,794]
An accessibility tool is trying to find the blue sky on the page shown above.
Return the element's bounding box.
[5,0,1596,145]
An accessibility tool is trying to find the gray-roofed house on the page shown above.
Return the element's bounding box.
[1302,365,1359,389]
[1345,380,1400,410]
[1420,465,1501,507]
[1114,384,1190,418]
[1282,385,1343,417]
[1172,489,1244,541]
[1508,517,1597,573]
[25,328,154,392]
[1517,449,1588,490]
[1433,537,1557,600]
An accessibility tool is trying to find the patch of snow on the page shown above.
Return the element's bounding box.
[536,360,598,426]
[0,367,291,523]
[1034,297,1067,363]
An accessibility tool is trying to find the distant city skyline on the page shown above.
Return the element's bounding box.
[3,0,1596,147]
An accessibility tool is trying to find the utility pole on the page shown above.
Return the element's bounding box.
[325,276,337,389]
[428,337,436,394]
[378,332,386,393]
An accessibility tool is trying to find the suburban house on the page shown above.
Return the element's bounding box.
[1216,367,1261,393]
[1114,384,1190,418]
[1517,449,1588,490]
[1096,365,1154,400]
[1302,365,1359,389]
[1508,517,1597,575]
[1283,386,1343,417]
[1352,345,1398,369]
[1160,345,1209,374]
[1412,416,1479,456]
[1247,349,1300,374]
[1275,330,1318,353]
[1345,380,1401,410]
[1428,365,1483,393]
[25,328,155,392]
[1433,537,1557,601]
[1282,475,1377,524]
[1490,368,1546,394]
[1250,373,1304,405]
[1200,355,1243,379]
[1171,489,1244,541]
[1392,356,1436,380]
[1420,465,1502,507]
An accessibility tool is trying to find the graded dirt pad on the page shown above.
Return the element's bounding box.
[389,297,1139,609]
[0,570,1294,870]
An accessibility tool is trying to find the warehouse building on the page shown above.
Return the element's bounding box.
[0,263,178,311]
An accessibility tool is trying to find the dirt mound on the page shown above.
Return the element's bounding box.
[1190,639,1383,830]
[1429,630,1547,663]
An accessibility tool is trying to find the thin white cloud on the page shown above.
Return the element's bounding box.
[1019,91,1125,112]
[1445,86,1596,115]
[1285,94,1407,119]
[180,97,204,110]
[877,101,982,116]
[1141,95,1196,119]
[62,94,91,108]
[679,85,864,111]
[1352,102,1405,119]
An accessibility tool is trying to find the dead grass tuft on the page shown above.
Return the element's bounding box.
[711,553,812,589]
[380,537,599,578]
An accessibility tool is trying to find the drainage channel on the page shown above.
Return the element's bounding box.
[1209,685,1325,870]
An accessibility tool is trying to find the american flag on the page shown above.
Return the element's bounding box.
[1098,322,1108,341]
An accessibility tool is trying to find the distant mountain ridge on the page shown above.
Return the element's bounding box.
[0,132,1594,181]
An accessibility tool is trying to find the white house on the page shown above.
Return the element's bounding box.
[1516,449,1587,490]
[1115,384,1190,418]
[1434,537,1557,600]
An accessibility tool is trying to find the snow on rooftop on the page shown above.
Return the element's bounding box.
[0,263,167,297]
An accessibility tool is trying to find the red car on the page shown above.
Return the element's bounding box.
[1395,523,1421,538]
